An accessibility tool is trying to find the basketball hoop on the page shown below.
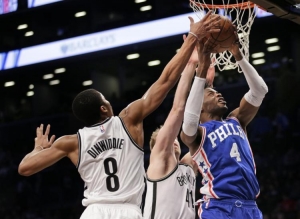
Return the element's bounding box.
[190,0,264,72]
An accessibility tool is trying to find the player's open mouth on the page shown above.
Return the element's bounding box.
[218,98,226,104]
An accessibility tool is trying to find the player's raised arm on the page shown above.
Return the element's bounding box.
[180,40,212,156]
[148,38,198,177]
[18,124,78,176]
[119,11,221,124]
[227,33,268,129]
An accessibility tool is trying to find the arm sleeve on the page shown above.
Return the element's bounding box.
[182,77,206,136]
[237,58,268,107]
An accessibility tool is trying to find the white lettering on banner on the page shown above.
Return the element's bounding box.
[60,34,115,54]
[15,12,197,69]
[1,8,272,71]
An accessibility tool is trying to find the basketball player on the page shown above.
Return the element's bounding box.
[18,11,221,219]
[143,37,215,219]
[180,34,268,219]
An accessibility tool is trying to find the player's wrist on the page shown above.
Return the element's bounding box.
[231,49,243,61]
[196,66,209,78]
[34,145,44,151]
[186,60,198,67]
[188,31,200,41]
[196,58,210,76]
[233,52,243,61]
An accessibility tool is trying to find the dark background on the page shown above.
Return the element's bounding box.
[0,0,300,218]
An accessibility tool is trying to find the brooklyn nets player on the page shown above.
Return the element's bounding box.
[144,39,215,219]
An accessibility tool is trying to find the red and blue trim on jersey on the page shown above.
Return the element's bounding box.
[192,117,260,200]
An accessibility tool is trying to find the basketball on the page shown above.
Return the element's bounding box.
[202,14,236,53]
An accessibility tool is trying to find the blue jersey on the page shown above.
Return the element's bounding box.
[192,117,260,200]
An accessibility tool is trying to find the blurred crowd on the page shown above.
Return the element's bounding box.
[1,63,300,219]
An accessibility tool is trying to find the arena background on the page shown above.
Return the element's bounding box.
[0,0,300,218]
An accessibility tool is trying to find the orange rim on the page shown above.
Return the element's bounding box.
[190,0,266,10]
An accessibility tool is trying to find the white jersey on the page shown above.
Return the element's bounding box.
[77,116,146,209]
[144,163,196,219]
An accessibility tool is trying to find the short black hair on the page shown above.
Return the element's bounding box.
[72,89,105,126]
[205,82,213,89]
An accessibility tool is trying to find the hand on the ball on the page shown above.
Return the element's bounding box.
[196,42,212,78]
[189,11,221,41]
[35,124,56,150]
[203,37,220,54]
[229,26,243,61]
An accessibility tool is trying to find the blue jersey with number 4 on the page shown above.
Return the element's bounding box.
[192,117,260,200]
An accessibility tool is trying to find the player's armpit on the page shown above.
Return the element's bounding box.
[180,152,193,166]
[18,135,77,176]
[180,126,203,156]
[229,97,259,129]
[180,153,199,176]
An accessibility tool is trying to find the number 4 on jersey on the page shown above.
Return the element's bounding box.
[230,143,241,161]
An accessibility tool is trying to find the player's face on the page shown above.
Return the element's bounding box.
[173,138,181,157]
[203,88,228,114]
[100,93,114,116]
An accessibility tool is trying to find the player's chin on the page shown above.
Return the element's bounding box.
[218,104,228,113]
[217,102,227,108]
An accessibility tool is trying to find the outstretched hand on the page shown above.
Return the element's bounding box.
[195,41,211,78]
[197,41,211,66]
[189,11,221,41]
[35,124,56,150]
[206,58,216,87]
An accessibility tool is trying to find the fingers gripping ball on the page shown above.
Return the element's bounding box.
[202,14,236,53]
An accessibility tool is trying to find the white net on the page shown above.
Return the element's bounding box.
[190,0,258,72]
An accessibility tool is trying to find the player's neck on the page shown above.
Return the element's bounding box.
[201,113,223,123]
[175,153,180,162]
[89,116,112,126]
[99,115,112,123]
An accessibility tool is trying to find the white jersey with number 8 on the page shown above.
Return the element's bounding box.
[77,116,146,209]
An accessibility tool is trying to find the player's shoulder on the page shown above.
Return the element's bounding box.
[119,99,142,118]
[179,163,190,167]
[57,134,77,141]
[54,134,78,152]
[178,163,194,171]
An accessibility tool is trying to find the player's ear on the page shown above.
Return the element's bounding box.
[100,105,108,112]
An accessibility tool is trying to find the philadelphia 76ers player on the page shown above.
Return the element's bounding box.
[180,33,268,219]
